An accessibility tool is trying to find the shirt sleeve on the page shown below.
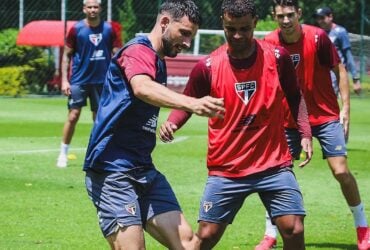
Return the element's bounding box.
[116,44,157,82]
[317,30,341,69]
[110,22,123,48]
[343,48,360,79]
[338,27,351,50]
[65,26,77,49]
[335,27,359,78]
[168,57,212,128]
[276,46,311,138]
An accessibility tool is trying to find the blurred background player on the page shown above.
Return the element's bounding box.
[313,6,362,96]
[56,0,122,168]
[255,1,370,249]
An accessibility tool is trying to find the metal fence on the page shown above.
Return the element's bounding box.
[0,0,369,95]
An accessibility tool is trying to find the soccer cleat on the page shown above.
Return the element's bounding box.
[357,227,370,250]
[56,154,68,168]
[255,235,277,250]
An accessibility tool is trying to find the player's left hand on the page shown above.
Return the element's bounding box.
[298,137,313,168]
[159,121,178,143]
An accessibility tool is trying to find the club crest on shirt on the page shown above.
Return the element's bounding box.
[203,201,213,213]
[89,33,102,46]
[235,81,256,105]
[290,54,300,69]
[125,203,137,216]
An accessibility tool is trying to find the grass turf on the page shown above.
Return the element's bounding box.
[0,92,369,249]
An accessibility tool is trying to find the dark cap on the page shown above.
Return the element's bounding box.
[312,7,332,18]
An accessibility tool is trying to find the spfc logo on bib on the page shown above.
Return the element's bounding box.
[89,33,102,46]
[125,203,136,216]
[290,54,300,69]
[235,81,256,105]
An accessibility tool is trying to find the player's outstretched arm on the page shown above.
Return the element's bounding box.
[130,74,225,118]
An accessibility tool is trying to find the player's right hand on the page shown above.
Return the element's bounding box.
[298,137,313,168]
[191,96,225,119]
[61,80,71,96]
[159,121,178,143]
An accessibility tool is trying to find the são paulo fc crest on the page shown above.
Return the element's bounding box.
[290,54,300,69]
[89,33,102,46]
[203,201,213,213]
[125,203,137,216]
[235,81,256,105]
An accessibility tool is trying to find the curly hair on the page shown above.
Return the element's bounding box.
[272,0,299,12]
[221,0,256,18]
[159,0,202,26]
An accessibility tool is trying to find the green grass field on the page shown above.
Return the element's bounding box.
[0,92,370,249]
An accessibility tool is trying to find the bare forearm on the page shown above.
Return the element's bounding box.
[130,75,224,118]
[61,46,73,82]
[337,64,350,112]
[133,79,196,111]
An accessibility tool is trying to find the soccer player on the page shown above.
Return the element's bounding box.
[56,0,122,168]
[255,1,370,249]
[159,0,313,249]
[313,6,362,96]
[83,1,225,249]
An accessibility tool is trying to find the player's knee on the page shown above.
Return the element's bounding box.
[280,224,304,239]
[277,216,304,239]
[333,170,353,184]
[180,225,196,241]
[197,222,225,249]
[68,111,81,124]
[180,231,200,250]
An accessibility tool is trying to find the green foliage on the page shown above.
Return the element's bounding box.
[298,0,363,33]
[0,29,54,96]
[1,0,367,35]
[0,29,41,67]
[25,56,55,93]
[256,17,278,31]
[118,0,137,42]
[0,66,31,96]
[199,34,225,54]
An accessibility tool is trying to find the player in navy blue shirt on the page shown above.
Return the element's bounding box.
[57,0,122,168]
[313,6,362,96]
[83,1,225,249]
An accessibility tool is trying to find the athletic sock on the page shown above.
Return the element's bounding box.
[60,143,69,156]
[349,203,368,228]
[264,211,278,238]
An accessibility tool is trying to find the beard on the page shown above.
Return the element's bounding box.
[162,33,178,58]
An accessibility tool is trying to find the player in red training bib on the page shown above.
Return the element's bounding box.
[255,1,370,250]
[159,0,312,249]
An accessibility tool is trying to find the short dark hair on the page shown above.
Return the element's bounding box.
[272,0,299,12]
[159,0,202,26]
[312,7,333,18]
[221,0,256,18]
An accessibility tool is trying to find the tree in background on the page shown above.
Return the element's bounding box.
[0,0,366,34]
[118,0,136,42]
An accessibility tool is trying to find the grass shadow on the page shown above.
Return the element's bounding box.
[347,148,368,153]
[305,242,357,249]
